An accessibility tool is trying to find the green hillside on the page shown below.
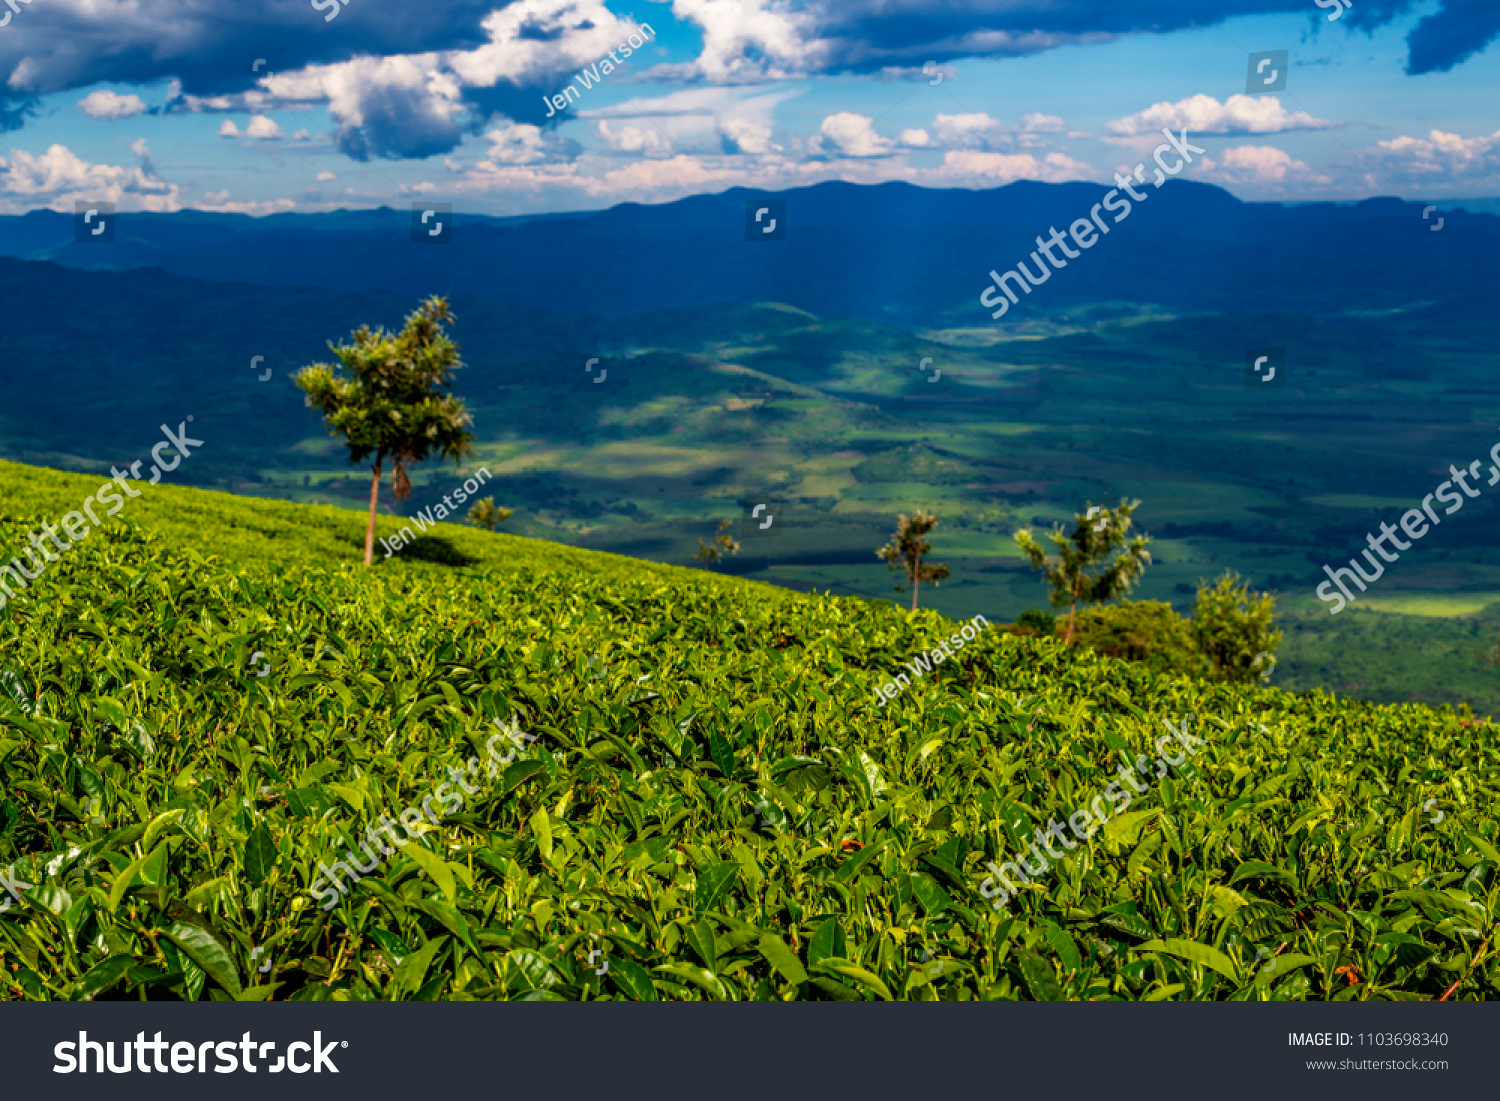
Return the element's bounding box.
[0,459,1496,1001]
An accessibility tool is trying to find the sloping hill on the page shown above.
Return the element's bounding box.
[0,460,1495,1000]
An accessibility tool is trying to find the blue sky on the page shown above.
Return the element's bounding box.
[1,0,1496,215]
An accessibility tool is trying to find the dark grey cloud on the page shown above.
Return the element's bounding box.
[668,0,1493,80]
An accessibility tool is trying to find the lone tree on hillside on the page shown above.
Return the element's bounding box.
[694,519,740,567]
[877,510,950,611]
[295,296,475,566]
[466,496,513,532]
[1016,500,1151,643]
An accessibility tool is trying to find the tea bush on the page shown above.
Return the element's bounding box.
[0,462,1496,1000]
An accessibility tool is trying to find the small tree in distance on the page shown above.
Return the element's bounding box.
[466,496,513,532]
[296,296,475,566]
[877,510,950,611]
[1016,500,1151,643]
[695,519,740,567]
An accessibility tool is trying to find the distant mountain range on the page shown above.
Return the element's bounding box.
[3,180,1495,330]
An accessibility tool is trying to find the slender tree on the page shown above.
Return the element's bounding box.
[466,496,513,532]
[694,519,740,567]
[1015,500,1151,643]
[877,510,950,611]
[295,296,475,566]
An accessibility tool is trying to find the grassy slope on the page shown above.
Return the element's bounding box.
[0,460,1496,1001]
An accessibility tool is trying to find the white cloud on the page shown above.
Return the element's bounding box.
[719,116,776,155]
[931,112,1006,149]
[480,121,579,165]
[245,115,285,140]
[595,120,673,157]
[900,128,930,147]
[581,86,796,158]
[315,171,337,181]
[0,143,180,213]
[219,120,240,137]
[78,91,148,120]
[197,189,298,215]
[446,0,656,91]
[1106,94,1334,140]
[640,0,833,83]
[930,149,1094,184]
[1365,128,1500,187]
[910,112,1068,153]
[1021,113,1064,133]
[809,112,894,158]
[1195,145,1332,191]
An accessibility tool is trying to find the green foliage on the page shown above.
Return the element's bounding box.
[1016,610,1057,637]
[694,520,741,568]
[1069,600,1213,680]
[1193,572,1284,684]
[877,511,950,611]
[1015,501,1152,644]
[295,296,476,566]
[0,461,1497,1002]
[466,497,513,533]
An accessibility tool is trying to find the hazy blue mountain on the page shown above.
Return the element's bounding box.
[4,181,1494,330]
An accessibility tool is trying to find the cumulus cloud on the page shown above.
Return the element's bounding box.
[196,189,298,215]
[472,121,580,168]
[245,115,284,140]
[0,0,1487,161]
[718,116,776,156]
[1364,127,1500,187]
[894,112,1071,155]
[1195,145,1333,191]
[930,149,1094,184]
[0,142,179,213]
[808,112,894,158]
[315,171,337,181]
[219,115,284,140]
[595,120,673,157]
[930,113,1010,150]
[1106,94,1334,140]
[582,86,796,158]
[78,91,148,120]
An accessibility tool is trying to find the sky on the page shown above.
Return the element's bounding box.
[0,0,1496,216]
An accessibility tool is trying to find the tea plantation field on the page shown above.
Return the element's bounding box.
[0,459,1497,1000]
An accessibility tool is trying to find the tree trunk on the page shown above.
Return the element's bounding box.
[363,459,382,567]
[911,554,920,612]
[1064,576,1080,643]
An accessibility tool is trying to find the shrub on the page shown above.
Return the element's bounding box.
[1192,571,1282,683]
[1015,609,1057,636]
[1068,600,1212,678]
